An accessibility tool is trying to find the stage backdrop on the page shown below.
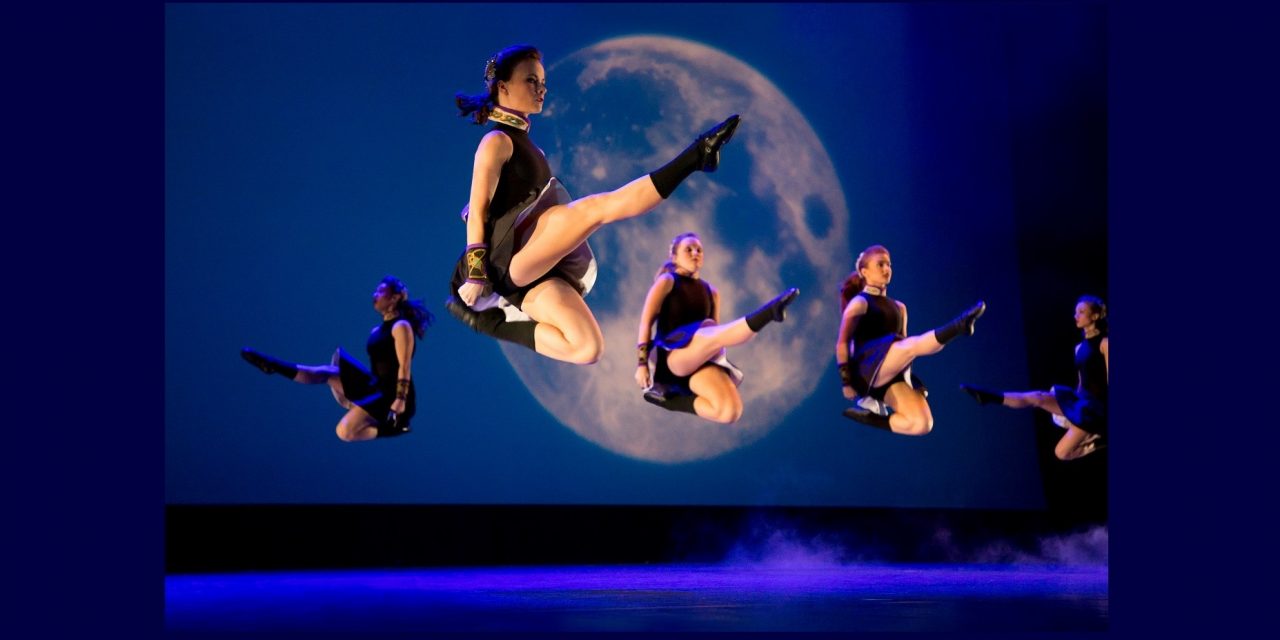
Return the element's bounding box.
[166,3,1104,507]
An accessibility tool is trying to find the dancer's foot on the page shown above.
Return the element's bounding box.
[644,386,697,414]
[768,287,800,322]
[445,296,502,334]
[934,300,986,345]
[240,347,298,378]
[957,301,986,336]
[1077,433,1106,458]
[842,405,892,431]
[959,383,1004,406]
[745,287,799,332]
[695,114,741,172]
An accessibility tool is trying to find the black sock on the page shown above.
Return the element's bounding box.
[488,316,538,351]
[375,421,410,438]
[645,389,698,415]
[648,144,700,199]
[666,394,698,414]
[455,304,539,352]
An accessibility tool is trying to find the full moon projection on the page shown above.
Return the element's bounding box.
[502,36,850,463]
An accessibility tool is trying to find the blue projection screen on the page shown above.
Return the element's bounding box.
[166,3,1103,507]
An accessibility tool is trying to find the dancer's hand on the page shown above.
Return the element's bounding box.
[390,397,406,416]
[458,281,485,307]
[842,384,856,400]
[635,366,651,389]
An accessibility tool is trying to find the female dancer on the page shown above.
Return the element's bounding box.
[634,232,799,423]
[960,295,1109,460]
[836,245,986,435]
[446,44,741,365]
[240,276,433,442]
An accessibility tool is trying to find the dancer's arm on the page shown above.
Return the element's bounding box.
[897,301,908,337]
[1075,343,1085,391]
[458,131,513,305]
[1100,337,1109,384]
[390,320,415,416]
[710,285,721,325]
[836,297,867,399]
[635,274,676,388]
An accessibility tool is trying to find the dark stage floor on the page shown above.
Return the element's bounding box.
[165,562,1108,632]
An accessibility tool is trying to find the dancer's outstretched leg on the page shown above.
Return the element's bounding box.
[241,347,300,379]
[960,386,1063,414]
[507,115,741,287]
[666,288,799,377]
[241,348,339,384]
[871,301,985,388]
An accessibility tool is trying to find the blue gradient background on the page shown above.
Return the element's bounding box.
[165,3,1104,507]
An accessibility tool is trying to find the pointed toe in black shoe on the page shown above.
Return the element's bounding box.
[696,114,741,172]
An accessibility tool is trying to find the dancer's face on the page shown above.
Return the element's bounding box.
[372,282,401,314]
[672,237,704,275]
[1073,302,1099,329]
[859,252,892,288]
[498,59,547,115]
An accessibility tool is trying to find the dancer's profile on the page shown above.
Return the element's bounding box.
[634,232,799,423]
[960,295,1109,460]
[240,276,433,442]
[836,245,986,435]
[445,44,741,365]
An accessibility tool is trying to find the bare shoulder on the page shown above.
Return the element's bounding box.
[843,294,868,318]
[476,130,513,158]
[653,272,676,292]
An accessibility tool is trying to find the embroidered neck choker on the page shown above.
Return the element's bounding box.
[488,107,530,131]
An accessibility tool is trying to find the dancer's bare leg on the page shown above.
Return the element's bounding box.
[687,366,743,424]
[871,333,943,388]
[293,364,337,385]
[882,383,934,436]
[519,278,605,365]
[335,406,379,442]
[1002,390,1063,414]
[1054,424,1097,460]
[508,177,663,287]
[666,319,754,377]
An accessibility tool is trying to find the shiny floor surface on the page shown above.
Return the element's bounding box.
[166,563,1108,632]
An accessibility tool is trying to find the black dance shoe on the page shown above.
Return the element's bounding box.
[240,347,293,377]
[958,301,986,336]
[842,405,892,431]
[695,114,741,172]
[959,383,1003,406]
[643,388,669,407]
[444,296,503,335]
[766,287,800,322]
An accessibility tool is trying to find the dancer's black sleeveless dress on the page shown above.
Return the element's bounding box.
[449,115,595,311]
[847,290,926,401]
[334,318,416,428]
[649,273,743,394]
[1051,333,1108,435]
